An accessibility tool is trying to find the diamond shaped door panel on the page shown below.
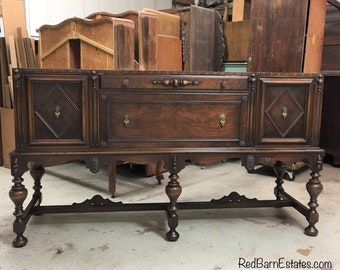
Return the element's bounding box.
[34,83,82,139]
[24,73,91,149]
[256,76,315,145]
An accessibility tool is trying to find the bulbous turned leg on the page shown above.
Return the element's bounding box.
[273,161,287,200]
[30,164,45,206]
[165,156,182,241]
[9,175,28,248]
[304,170,323,236]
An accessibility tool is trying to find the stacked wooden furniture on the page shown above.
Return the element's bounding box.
[9,68,325,247]
[86,11,159,71]
[320,2,340,166]
[39,17,135,70]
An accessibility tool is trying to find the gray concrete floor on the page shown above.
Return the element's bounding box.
[0,159,339,270]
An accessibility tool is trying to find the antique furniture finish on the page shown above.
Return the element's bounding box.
[10,69,324,247]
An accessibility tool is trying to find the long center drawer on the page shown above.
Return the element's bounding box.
[98,74,250,148]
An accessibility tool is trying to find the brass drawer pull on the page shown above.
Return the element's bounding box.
[123,114,130,127]
[54,106,61,118]
[152,79,198,87]
[219,113,226,127]
[281,106,288,119]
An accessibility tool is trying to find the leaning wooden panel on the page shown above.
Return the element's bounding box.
[168,5,224,71]
[143,8,181,36]
[157,35,182,71]
[224,20,250,61]
[248,0,309,72]
[138,12,158,71]
[142,8,182,71]
[113,22,135,70]
[303,0,327,73]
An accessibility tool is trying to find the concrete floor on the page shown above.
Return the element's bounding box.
[0,159,339,270]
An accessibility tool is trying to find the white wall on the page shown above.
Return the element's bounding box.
[25,0,172,37]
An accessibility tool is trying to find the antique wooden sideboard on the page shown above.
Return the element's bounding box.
[9,68,324,247]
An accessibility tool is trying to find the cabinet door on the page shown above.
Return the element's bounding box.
[21,73,91,149]
[99,74,250,149]
[255,75,320,145]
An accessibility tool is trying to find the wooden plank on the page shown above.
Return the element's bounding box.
[113,22,135,70]
[248,0,309,72]
[142,8,181,37]
[26,38,37,68]
[0,37,11,108]
[16,27,27,68]
[224,20,250,61]
[232,0,245,21]
[303,0,327,73]
[1,0,28,37]
[138,12,158,70]
[157,35,182,71]
[189,5,218,71]
[8,36,18,68]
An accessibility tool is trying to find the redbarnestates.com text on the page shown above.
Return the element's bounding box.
[238,257,332,269]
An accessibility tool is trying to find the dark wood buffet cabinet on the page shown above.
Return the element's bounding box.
[9,68,324,247]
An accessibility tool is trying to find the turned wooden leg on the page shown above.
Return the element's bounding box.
[9,175,28,248]
[165,156,182,241]
[273,161,287,200]
[304,170,323,236]
[30,165,45,205]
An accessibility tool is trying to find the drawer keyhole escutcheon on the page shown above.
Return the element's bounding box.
[219,113,226,127]
[123,114,130,127]
[54,106,61,118]
[281,106,288,119]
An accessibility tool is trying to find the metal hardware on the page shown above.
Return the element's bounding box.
[152,79,198,87]
[123,114,130,127]
[221,80,227,88]
[122,79,130,86]
[281,106,288,119]
[54,106,61,118]
[219,113,226,127]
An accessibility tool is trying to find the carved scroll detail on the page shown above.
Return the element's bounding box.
[72,195,123,207]
[211,192,258,204]
[88,156,100,173]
